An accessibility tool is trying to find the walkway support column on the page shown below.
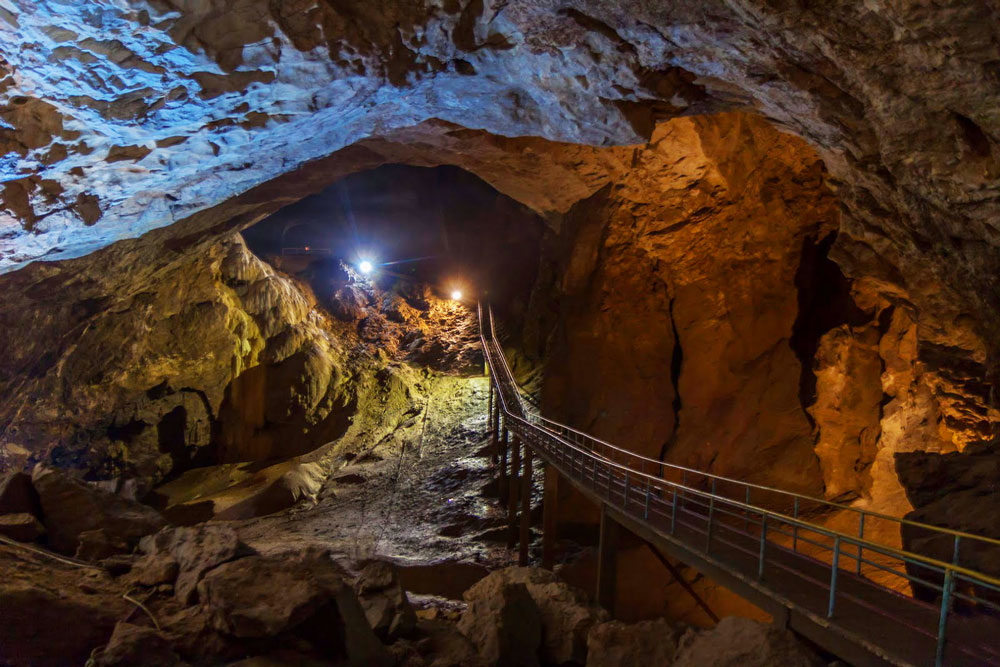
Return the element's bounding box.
[507,435,521,548]
[499,426,509,505]
[519,446,533,566]
[542,465,559,570]
[596,505,619,614]
[490,393,498,465]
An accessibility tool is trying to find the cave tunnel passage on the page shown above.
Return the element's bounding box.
[196,163,549,468]
[241,163,547,327]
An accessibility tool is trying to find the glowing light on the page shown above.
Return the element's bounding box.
[358,260,374,275]
[450,289,463,300]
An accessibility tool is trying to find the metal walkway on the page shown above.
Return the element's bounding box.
[478,303,1000,667]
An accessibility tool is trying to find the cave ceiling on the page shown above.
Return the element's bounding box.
[1,0,999,369]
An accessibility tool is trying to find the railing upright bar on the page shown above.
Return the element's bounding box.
[670,487,678,534]
[792,497,799,552]
[758,515,767,580]
[935,569,954,667]
[707,479,716,551]
[857,513,865,575]
[828,537,841,618]
[744,486,750,531]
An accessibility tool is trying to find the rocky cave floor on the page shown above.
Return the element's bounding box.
[235,373,523,594]
[0,367,828,667]
[0,262,829,665]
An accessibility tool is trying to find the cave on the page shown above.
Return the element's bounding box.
[2,2,1000,666]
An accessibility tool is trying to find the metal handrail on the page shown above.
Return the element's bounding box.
[479,302,1000,667]
[484,306,1000,554]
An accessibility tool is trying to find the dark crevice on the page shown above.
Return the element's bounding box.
[789,232,871,427]
[954,112,993,158]
[658,296,684,464]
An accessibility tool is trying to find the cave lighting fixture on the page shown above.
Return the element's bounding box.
[450,289,463,301]
[358,260,374,275]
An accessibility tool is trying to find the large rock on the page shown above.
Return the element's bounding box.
[0,512,45,542]
[0,471,41,517]
[586,618,681,667]
[355,559,418,640]
[674,617,822,667]
[31,464,167,556]
[90,622,186,667]
[464,566,608,664]
[459,573,543,667]
[197,547,392,666]
[131,524,248,603]
[0,543,129,666]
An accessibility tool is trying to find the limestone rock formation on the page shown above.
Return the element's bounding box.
[197,546,392,665]
[0,542,129,666]
[539,113,836,494]
[673,616,823,667]
[89,623,186,667]
[0,512,45,542]
[463,566,609,664]
[355,560,419,641]
[459,575,543,667]
[130,524,249,604]
[585,618,681,667]
[3,1,1000,392]
[31,464,167,556]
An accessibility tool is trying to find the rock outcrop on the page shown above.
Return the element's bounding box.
[31,464,167,557]
[459,579,542,667]
[672,616,823,667]
[3,1,1000,395]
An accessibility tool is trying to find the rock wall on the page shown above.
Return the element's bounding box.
[3,1,1000,397]
[537,113,837,494]
[0,234,361,487]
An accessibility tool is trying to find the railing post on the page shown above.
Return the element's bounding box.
[681,470,687,512]
[623,471,630,509]
[644,480,651,520]
[792,497,799,553]
[758,515,767,580]
[744,486,750,531]
[952,535,961,568]
[706,479,716,552]
[935,569,955,667]
[857,513,865,575]
[828,536,841,618]
[670,487,678,534]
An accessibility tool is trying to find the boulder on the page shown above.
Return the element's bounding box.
[355,560,418,640]
[464,566,608,664]
[459,578,542,667]
[0,581,122,666]
[0,471,41,517]
[586,618,681,666]
[330,285,370,322]
[0,512,45,542]
[132,524,247,603]
[75,528,130,561]
[90,622,186,667]
[31,464,167,556]
[409,619,487,667]
[197,547,392,666]
[673,617,823,667]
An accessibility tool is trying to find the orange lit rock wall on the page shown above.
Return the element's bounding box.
[539,113,836,495]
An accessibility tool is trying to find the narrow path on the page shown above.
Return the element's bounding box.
[235,374,516,595]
